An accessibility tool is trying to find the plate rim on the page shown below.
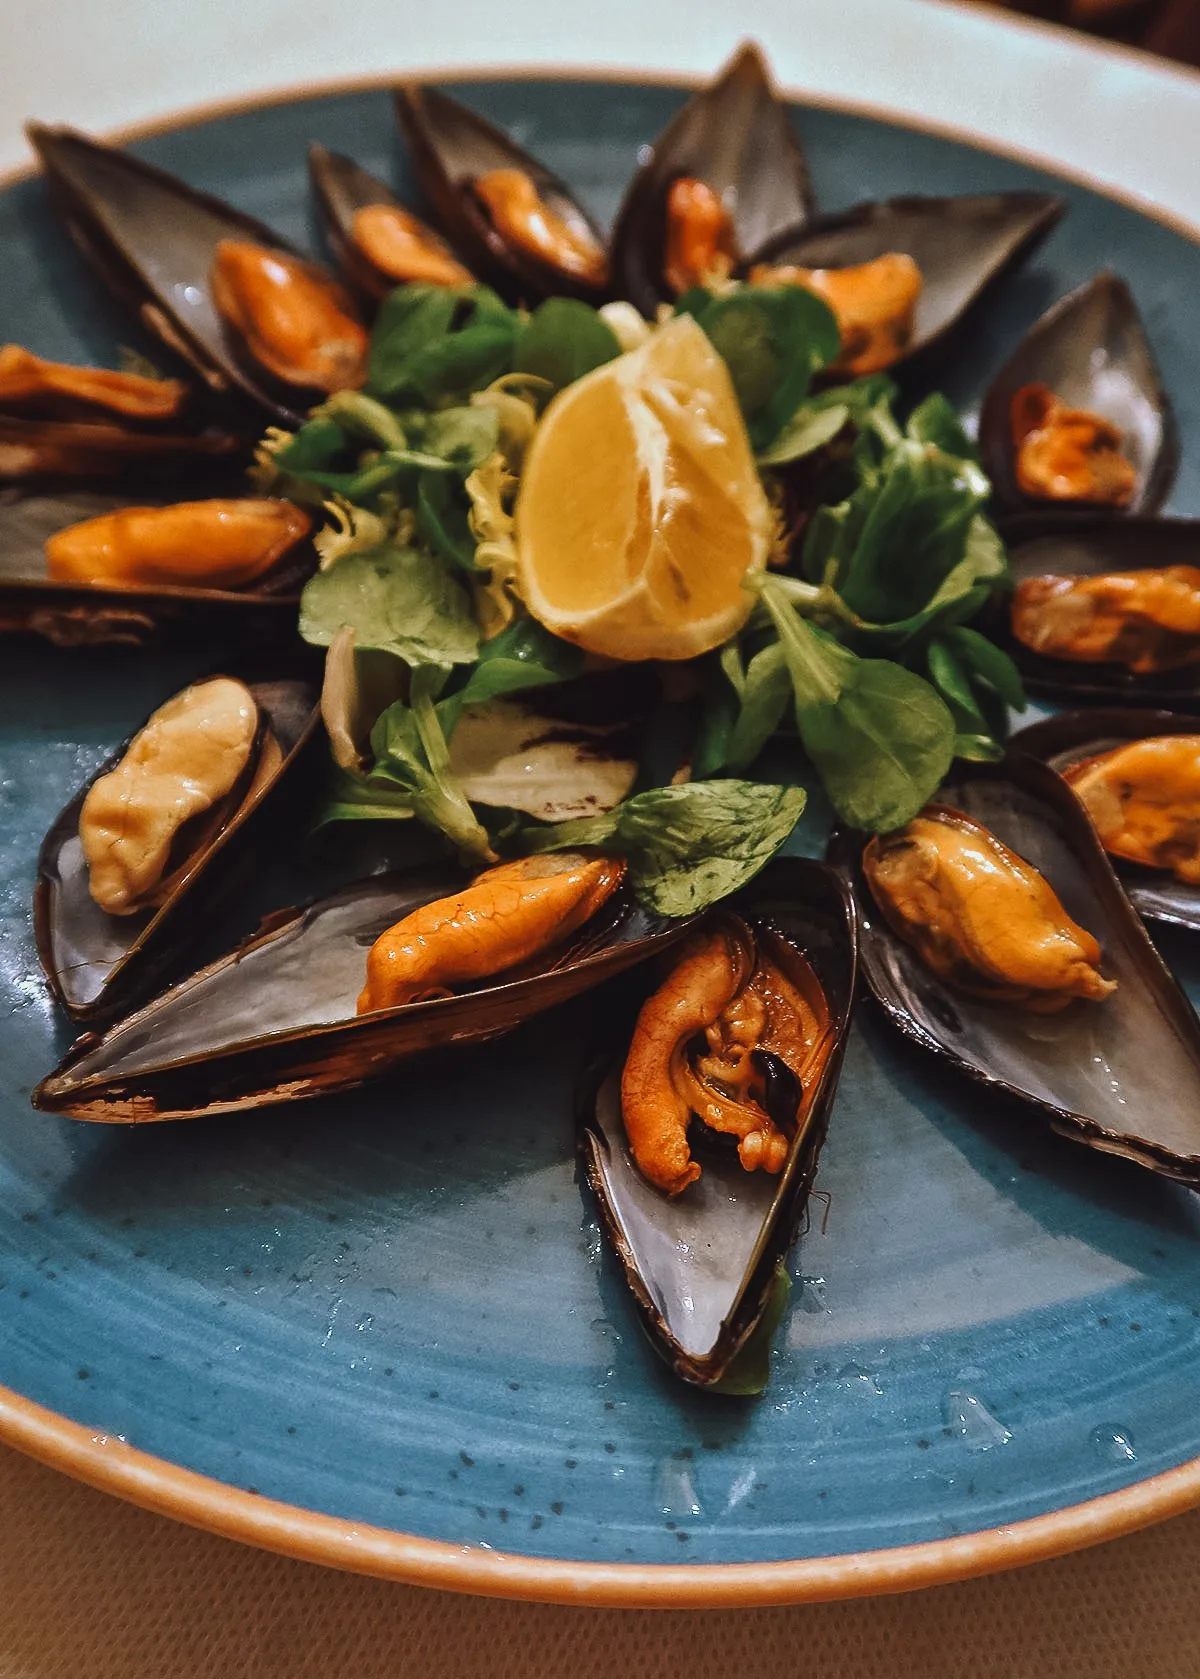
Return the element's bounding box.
[6,59,1200,1606]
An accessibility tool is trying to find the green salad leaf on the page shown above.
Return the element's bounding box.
[514,298,621,397]
[367,284,519,407]
[299,541,479,669]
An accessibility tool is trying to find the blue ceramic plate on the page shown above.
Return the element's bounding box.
[4,72,1200,1606]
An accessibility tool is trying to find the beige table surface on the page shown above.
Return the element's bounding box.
[5,3,1200,1672]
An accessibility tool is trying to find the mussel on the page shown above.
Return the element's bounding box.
[393,84,609,303]
[745,192,1064,378]
[0,489,312,647]
[34,858,694,1122]
[28,125,368,424]
[608,42,814,317]
[832,757,1200,1183]
[34,658,321,1023]
[309,144,473,304]
[980,273,1177,518]
[579,859,856,1387]
[0,414,242,482]
[999,515,1200,705]
[0,346,189,422]
[1013,708,1200,932]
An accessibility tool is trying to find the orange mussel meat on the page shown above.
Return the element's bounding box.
[0,345,188,421]
[472,169,608,287]
[45,498,312,590]
[210,240,368,392]
[349,204,472,287]
[662,177,738,295]
[863,804,1116,1012]
[1064,736,1200,885]
[620,913,833,1196]
[357,852,625,1014]
[1011,567,1200,674]
[750,252,923,375]
[1010,383,1136,506]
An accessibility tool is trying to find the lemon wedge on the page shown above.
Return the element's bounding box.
[514,314,773,661]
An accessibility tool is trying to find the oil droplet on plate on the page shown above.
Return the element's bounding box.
[1089,1424,1137,1464]
[944,1389,1012,1450]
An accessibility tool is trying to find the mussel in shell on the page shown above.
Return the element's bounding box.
[609,41,814,316]
[393,84,608,302]
[27,124,367,424]
[34,861,693,1122]
[45,497,312,591]
[0,346,189,423]
[745,192,1064,378]
[999,516,1200,705]
[34,658,321,1023]
[0,489,311,647]
[580,859,856,1387]
[309,144,473,304]
[833,757,1200,1183]
[1012,708,1200,932]
[0,415,242,482]
[979,273,1177,518]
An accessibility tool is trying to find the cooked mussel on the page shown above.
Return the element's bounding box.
[34,657,321,1023]
[0,346,189,422]
[579,858,856,1388]
[393,83,608,302]
[27,124,367,424]
[34,859,694,1122]
[608,42,814,316]
[745,192,1064,378]
[0,489,311,647]
[979,273,1177,518]
[1012,708,1200,931]
[832,757,1200,1183]
[999,515,1200,705]
[309,144,473,304]
[0,415,242,482]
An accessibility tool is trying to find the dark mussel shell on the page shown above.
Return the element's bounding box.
[747,192,1064,376]
[34,869,695,1123]
[393,83,607,304]
[308,143,468,306]
[0,415,244,482]
[1012,707,1200,932]
[999,514,1200,706]
[832,756,1200,1183]
[34,657,322,1024]
[0,489,311,648]
[609,41,814,318]
[27,124,362,426]
[979,272,1177,519]
[579,859,857,1388]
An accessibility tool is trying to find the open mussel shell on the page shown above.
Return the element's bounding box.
[579,859,857,1389]
[746,192,1064,375]
[1011,707,1200,932]
[979,272,1177,518]
[308,143,461,305]
[34,658,322,1024]
[0,489,311,648]
[999,514,1200,705]
[34,869,694,1123]
[0,415,245,482]
[393,83,607,304]
[609,41,814,318]
[27,124,356,426]
[832,757,1200,1183]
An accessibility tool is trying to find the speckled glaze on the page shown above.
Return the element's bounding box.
[3,76,1200,1600]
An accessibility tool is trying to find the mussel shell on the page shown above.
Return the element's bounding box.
[831,756,1200,1183]
[0,489,311,648]
[308,143,441,305]
[1011,707,1200,932]
[34,658,322,1023]
[609,41,814,318]
[746,192,1064,376]
[34,869,694,1123]
[27,124,351,426]
[998,514,1200,705]
[393,83,607,304]
[578,858,857,1388]
[979,272,1177,518]
[0,415,245,482]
